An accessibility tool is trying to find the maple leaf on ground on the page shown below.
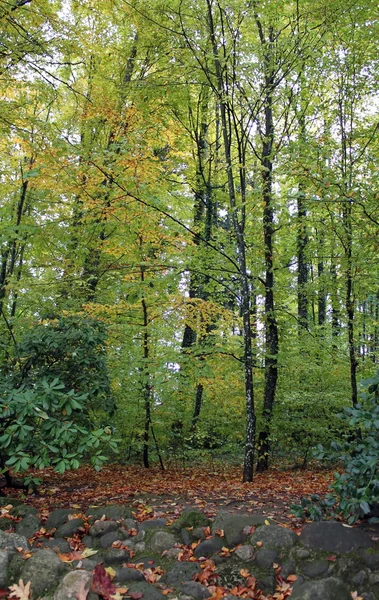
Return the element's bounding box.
[9,579,31,600]
[127,591,144,599]
[91,564,117,600]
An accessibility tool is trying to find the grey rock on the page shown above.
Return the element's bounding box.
[294,548,311,559]
[103,547,130,565]
[212,513,272,547]
[40,538,71,553]
[368,572,379,585]
[15,514,41,538]
[163,562,201,585]
[281,559,296,580]
[89,520,118,537]
[171,510,209,533]
[12,505,38,518]
[86,505,132,522]
[300,522,373,553]
[140,519,166,530]
[46,509,74,529]
[352,570,368,586]
[290,577,351,600]
[99,531,124,548]
[255,547,277,569]
[53,570,92,600]
[194,536,224,558]
[82,535,93,547]
[0,531,29,553]
[0,550,9,587]
[361,593,376,600]
[150,531,176,553]
[0,519,11,531]
[250,523,298,549]
[0,498,23,508]
[234,545,255,561]
[126,582,164,600]
[135,529,146,542]
[123,518,138,531]
[115,567,145,583]
[72,559,98,570]
[360,549,379,568]
[164,547,181,560]
[257,574,276,596]
[180,581,212,599]
[337,556,358,578]
[302,559,330,578]
[134,542,146,553]
[181,528,191,546]
[193,527,206,541]
[55,518,84,538]
[21,549,65,598]
[8,553,24,585]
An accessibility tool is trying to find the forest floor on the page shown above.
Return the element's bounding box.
[4,464,337,532]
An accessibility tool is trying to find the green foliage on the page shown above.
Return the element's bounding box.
[314,371,379,523]
[0,315,118,476]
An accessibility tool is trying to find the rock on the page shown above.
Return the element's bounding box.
[368,572,379,585]
[0,550,9,587]
[15,514,41,538]
[72,559,98,570]
[255,547,277,569]
[82,535,93,547]
[302,559,330,578]
[99,531,124,548]
[53,570,92,600]
[103,547,130,565]
[135,530,146,542]
[250,523,298,549]
[46,509,74,529]
[39,538,71,553]
[281,559,296,579]
[180,581,212,599]
[8,553,24,585]
[256,574,276,596]
[293,548,311,559]
[300,522,373,553]
[171,510,209,533]
[114,567,145,583]
[123,518,138,531]
[234,545,255,561]
[55,518,84,538]
[181,528,191,546]
[126,582,164,600]
[12,505,38,518]
[0,519,11,531]
[86,505,132,522]
[139,519,166,530]
[134,542,146,553]
[150,531,176,553]
[352,570,368,586]
[0,531,29,554]
[0,498,23,508]
[360,549,379,568]
[89,520,118,537]
[212,514,273,547]
[163,562,201,586]
[290,577,351,600]
[193,527,206,541]
[21,549,65,598]
[164,547,182,560]
[194,537,224,558]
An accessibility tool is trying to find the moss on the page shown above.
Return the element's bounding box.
[170,510,209,532]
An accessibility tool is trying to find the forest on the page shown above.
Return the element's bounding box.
[0,0,379,514]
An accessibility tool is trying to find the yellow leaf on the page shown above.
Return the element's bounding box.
[264,520,271,526]
[105,566,116,578]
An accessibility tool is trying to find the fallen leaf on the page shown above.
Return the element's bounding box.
[264,520,271,526]
[239,569,250,578]
[9,579,31,600]
[286,574,297,582]
[105,567,116,578]
[256,541,263,547]
[326,555,337,562]
[127,592,144,599]
[91,564,117,600]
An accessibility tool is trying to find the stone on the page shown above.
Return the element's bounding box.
[250,523,298,549]
[352,570,368,586]
[302,559,330,578]
[0,498,23,508]
[360,549,379,569]
[0,550,9,587]
[234,545,255,561]
[99,531,124,548]
[123,518,138,531]
[8,553,24,585]
[82,535,93,547]
[114,567,145,583]
[139,519,166,530]
[212,514,273,547]
[150,531,176,553]
[0,519,11,531]
[0,531,29,554]
[180,581,212,599]
[171,510,209,533]
[300,522,373,554]
[72,559,98,570]
[255,547,277,569]
[55,518,84,538]
[46,509,74,529]
[293,548,311,559]
[290,577,351,600]
[164,547,182,560]
[21,549,65,598]
[15,514,41,538]
[12,505,38,518]
[134,542,146,553]
[126,582,164,600]
[53,570,92,600]
[281,559,296,580]
[256,574,276,596]
[193,527,206,541]
[181,528,191,546]
[135,530,146,542]
[194,537,224,558]
[89,520,118,537]
[103,547,130,565]
[163,562,201,586]
[86,505,132,522]
[40,538,71,553]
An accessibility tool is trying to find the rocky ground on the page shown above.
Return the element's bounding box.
[0,497,378,600]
